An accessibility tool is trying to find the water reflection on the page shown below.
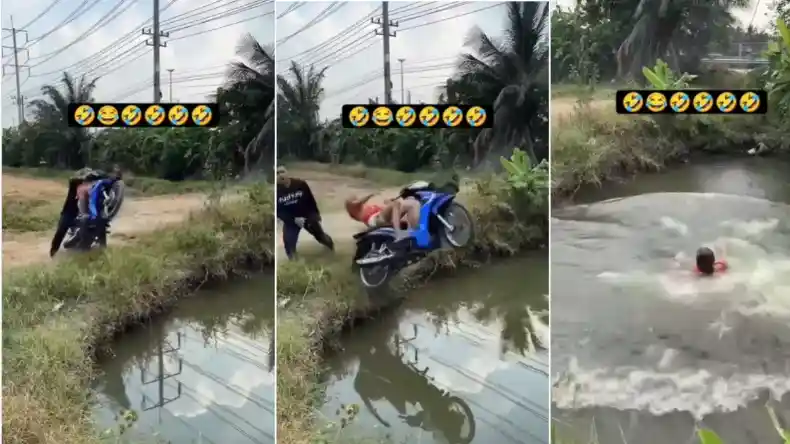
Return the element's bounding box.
[94,275,275,444]
[323,256,549,444]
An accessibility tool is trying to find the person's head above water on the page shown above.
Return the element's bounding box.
[696,246,716,275]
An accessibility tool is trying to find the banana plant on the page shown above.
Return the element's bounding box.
[642,59,697,89]
[765,17,790,114]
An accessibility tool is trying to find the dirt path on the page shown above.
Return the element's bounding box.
[3,174,211,269]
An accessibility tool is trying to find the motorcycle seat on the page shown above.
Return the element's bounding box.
[353,226,396,239]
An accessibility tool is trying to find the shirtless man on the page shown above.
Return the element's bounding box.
[344,193,420,239]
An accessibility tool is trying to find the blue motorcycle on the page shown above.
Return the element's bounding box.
[352,178,474,289]
[50,169,125,257]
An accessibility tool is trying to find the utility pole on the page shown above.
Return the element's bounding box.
[2,16,29,124]
[167,68,174,102]
[407,90,411,103]
[398,58,405,103]
[143,0,170,103]
[373,2,398,104]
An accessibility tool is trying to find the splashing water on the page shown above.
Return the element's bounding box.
[552,193,790,420]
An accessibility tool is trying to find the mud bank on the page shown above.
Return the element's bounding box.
[276,174,549,444]
[2,184,274,444]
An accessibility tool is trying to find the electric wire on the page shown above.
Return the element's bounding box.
[29,0,139,66]
[275,2,343,46]
[399,3,505,32]
[27,0,100,45]
[17,0,64,30]
[169,11,272,42]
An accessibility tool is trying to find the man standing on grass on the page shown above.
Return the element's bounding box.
[276,166,334,259]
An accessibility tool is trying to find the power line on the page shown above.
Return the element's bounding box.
[399,3,505,32]
[169,10,272,42]
[29,0,139,66]
[17,0,64,30]
[166,0,270,33]
[27,0,100,46]
[27,0,180,78]
[276,2,344,46]
[276,2,304,19]
[278,6,379,64]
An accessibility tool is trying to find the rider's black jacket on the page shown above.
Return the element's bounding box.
[277,178,320,224]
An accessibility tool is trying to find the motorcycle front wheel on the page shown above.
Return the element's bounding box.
[357,247,392,289]
[439,202,474,248]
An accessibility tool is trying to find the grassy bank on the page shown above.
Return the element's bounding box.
[551,97,788,198]
[276,167,548,444]
[2,184,274,444]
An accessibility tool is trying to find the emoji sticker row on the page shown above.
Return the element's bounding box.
[68,103,219,127]
[341,104,493,129]
[616,90,767,114]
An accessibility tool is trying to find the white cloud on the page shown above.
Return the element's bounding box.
[275,1,513,120]
[1,0,274,128]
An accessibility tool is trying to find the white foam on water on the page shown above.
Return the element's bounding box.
[660,216,689,236]
[553,361,790,420]
[570,215,790,416]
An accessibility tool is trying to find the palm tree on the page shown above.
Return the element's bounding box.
[616,0,749,79]
[446,2,549,165]
[276,61,328,159]
[218,33,274,175]
[27,72,99,168]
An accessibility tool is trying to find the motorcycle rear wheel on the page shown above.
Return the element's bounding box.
[439,202,474,248]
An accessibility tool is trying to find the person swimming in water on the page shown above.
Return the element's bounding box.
[695,246,728,275]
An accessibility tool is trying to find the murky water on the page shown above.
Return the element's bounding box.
[552,158,790,443]
[321,255,549,444]
[93,274,275,444]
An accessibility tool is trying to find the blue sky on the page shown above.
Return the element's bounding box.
[0,0,274,128]
[276,1,525,120]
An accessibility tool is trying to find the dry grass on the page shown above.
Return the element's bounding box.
[2,184,274,444]
[276,175,548,444]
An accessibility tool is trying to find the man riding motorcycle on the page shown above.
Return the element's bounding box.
[50,166,123,257]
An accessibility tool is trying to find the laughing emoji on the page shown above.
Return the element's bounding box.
[372,106,393,127]
[145,104,166,126]
[348,106,369,127]
[693,92,713,113]
[168,104,189,126]
[395,106,416,127]
[669,92,690,113]
[419,106,439,127]
[716,92,737,113]
[97,105,119,126]
[645,92,667,113]
[466,106,487,127]
[442,106,463,127]
[121,105,142,126]
[73,104,95,126]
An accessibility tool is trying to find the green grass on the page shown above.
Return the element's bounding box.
[2,183,274,444]
[550,97,784,197]
[3,197,61,231]
[276,174,548,444]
